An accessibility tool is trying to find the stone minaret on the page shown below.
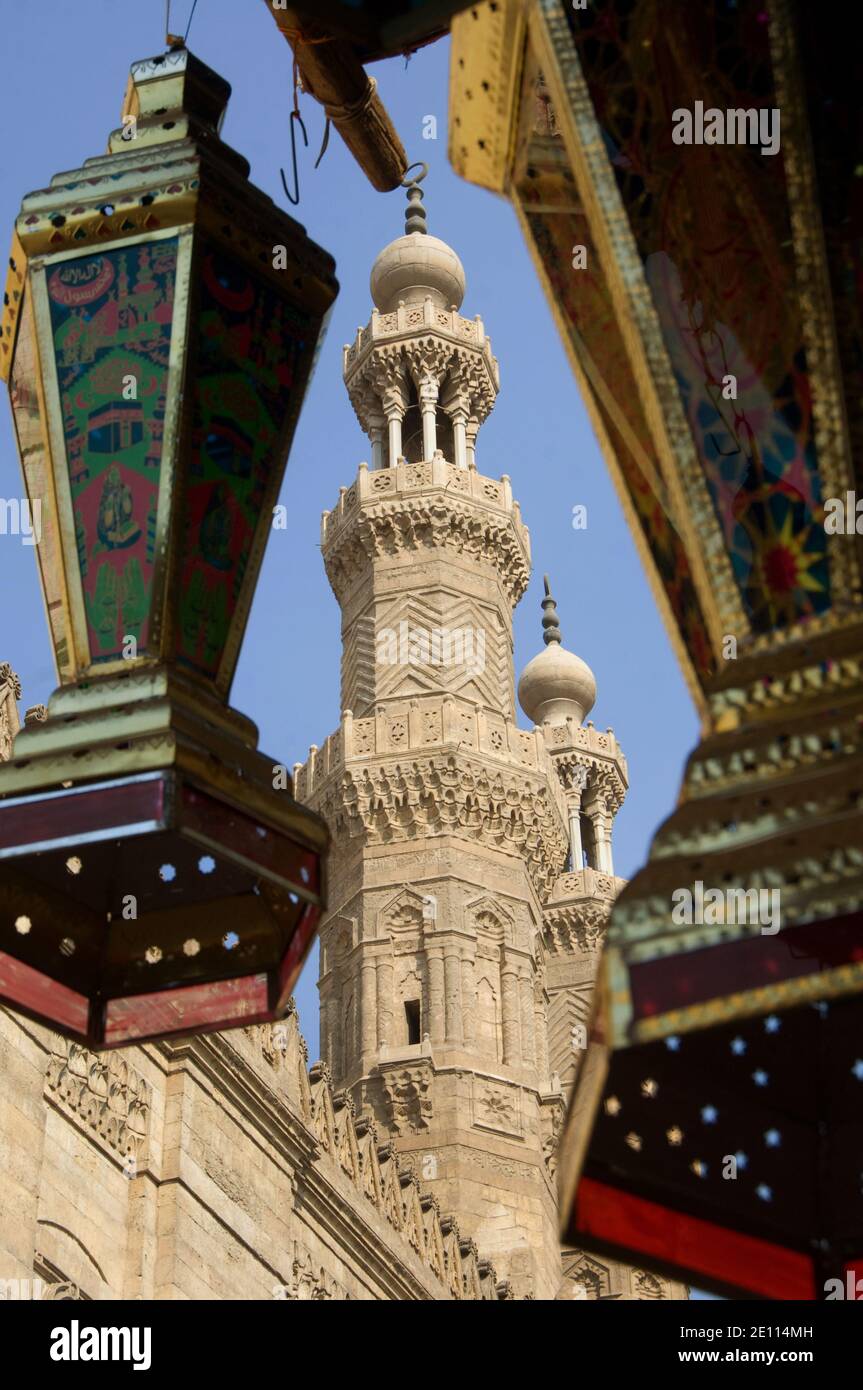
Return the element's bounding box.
[297,174,568,1298]
[296,175,684,1301]
[517,580,628,1103]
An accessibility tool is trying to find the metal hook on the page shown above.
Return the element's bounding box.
[314,115,332,171]
[400,162,429,188]
[280,109,308,206]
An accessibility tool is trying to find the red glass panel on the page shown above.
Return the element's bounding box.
[575,1176,816,1300]
[104,972,269,1046]
[182,785,320,893]
[276,902,320,1012]
[0,950,89,1036]
[631,910,863,1021]
[0,775,167,853]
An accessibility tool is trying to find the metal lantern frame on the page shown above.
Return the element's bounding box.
[0,47,338,1048]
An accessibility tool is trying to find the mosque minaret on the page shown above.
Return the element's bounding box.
[294,171,682,1300]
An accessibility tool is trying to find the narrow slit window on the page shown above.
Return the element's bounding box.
[405,998,421,1045]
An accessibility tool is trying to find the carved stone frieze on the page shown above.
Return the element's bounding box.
[311,754,568,899]
[324,494,530,607]
[543,899,613,953]
[380,1061,434,1135]
[45,1037,150,1164]
[472,1077,521,1137]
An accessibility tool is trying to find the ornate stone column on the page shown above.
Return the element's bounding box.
[427,950,446,1043]
[501,957,521,1065]
[451,405,469,469]
[534,976,550,1086]
[466,415,479,469]
[376,954,394,1047]
[381,381,405,467]
[418,374,439,460]
[518,963,536,1066]
[462,950,476,1044]
[444,946,463,1042]
[568,803,583,872]
[367,412,386,471]
[592,801,614,875]
[360,957,377,1053]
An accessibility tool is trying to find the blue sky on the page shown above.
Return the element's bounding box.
[0,0,699,1046]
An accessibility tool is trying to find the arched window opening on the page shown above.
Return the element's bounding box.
[401,378,423,464]
[435,406,454,462]
[580,813,597,869]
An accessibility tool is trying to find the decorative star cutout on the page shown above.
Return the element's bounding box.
[625,1132,642,1152]
[764,1129,781,1148]
[735,1151,748,1170]
[752,1069,769,1087]
[701,1105,719,1124]
[667,1126,684,1146]
[852,1060,863,1081]
[731,1036,747,1055]
[665,1036,681,1052]
[641,1078,658,1098]
[764,1016,781,1033]
[691,1159,707,1178]
[604,1095,622,1116]
[756,1184,773,1202]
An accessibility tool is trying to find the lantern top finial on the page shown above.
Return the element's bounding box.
[124,47,232,135]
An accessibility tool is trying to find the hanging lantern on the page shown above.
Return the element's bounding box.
[0,47,337,1048]
[444,2,863,1299]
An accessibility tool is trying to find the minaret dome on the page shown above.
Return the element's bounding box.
[518,576,596,726]
[370,161,465,312]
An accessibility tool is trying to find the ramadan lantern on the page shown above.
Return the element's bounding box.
[446,1,863,1298]
[0,47,337,1048]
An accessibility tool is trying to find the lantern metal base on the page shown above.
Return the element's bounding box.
[0,669,328,1047]
[559,924,863,1300]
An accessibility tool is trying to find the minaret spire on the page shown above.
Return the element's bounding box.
[402,161,429,236]
[541,574,562,646]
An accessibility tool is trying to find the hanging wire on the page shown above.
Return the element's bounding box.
[184,0,200,44]
[165,0,200,48]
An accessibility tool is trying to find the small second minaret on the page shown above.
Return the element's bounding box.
[517,578,628,1100]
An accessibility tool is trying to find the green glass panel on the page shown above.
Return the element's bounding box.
[47,240,178,661]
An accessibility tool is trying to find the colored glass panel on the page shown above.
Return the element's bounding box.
[566,1,830,633]
[176,247,313,676]
[46,240,178,661]
[574,1177,816,1299]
